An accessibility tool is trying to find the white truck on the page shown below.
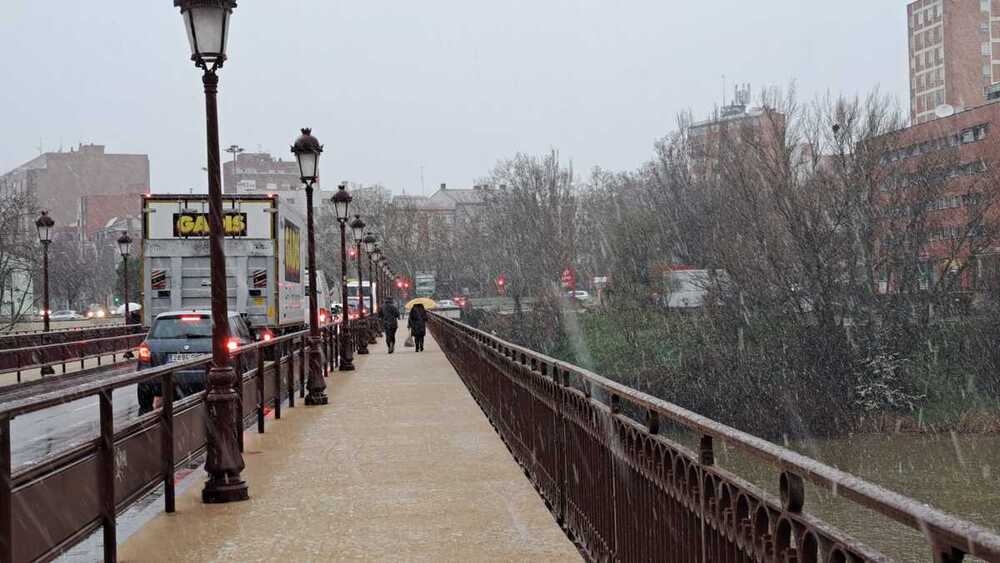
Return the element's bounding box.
[141,194,308,333]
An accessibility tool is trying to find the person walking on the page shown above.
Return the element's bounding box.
[408,303,428,352]
[379,297,401,353]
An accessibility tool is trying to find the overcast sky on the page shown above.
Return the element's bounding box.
[0,1,909,196]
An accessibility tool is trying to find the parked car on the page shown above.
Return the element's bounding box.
[435,299,459,309]
[570,290,590,301]
[136,310,259,414]
[50,310,84,321]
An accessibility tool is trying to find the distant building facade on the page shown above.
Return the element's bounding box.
[875,100,1000,293]
[0,144,149,228]
[907,0,1000,124]
[686,86,786,181]
[223,151,301,194]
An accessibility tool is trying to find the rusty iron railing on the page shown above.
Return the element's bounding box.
[0,324,145,351]
[0,323,339,563]
[429,313,1000,563]
[0,332,148,381]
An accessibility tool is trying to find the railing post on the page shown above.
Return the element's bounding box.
[299,335,306,399]
[98,390,117,563]
[273,343,282,420]
[287,340,296,408]
[257,345,266,434]
[0,416,12,563]
[161,371,175,513]
[234,353,244,454]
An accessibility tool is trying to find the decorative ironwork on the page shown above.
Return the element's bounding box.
[429,313,1000,563]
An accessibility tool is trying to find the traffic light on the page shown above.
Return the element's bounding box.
[496,274,506,295]
[348,247,357,258]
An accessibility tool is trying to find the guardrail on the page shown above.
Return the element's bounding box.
[0,332,148,381]
[429,313,1000,563]
[0,323,340,563]
[0,324,145,352]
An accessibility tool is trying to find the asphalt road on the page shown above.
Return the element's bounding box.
[8,362,142,469]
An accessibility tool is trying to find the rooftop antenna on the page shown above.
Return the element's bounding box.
[36,138,43,155]
[722,74,727,107]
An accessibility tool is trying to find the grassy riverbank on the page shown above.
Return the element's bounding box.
[467,304,1000,438]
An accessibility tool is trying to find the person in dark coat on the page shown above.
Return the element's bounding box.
[408,303,428,352]
[379,297,401,353]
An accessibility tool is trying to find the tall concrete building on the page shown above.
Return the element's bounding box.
[908,0,1000,124]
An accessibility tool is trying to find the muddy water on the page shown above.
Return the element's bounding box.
[703,433,1000,561]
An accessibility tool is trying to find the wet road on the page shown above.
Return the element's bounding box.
[6,362,141,469]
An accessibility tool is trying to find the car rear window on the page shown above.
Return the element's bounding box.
[151,316,212,339]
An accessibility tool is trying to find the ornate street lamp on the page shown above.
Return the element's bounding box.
[291,128,328,406]
[35,211,54,337]
[350,215,369,354]
[363,233,378,341]
[117,231,133,325]
[332,184,355,371]
[173,0,247,505]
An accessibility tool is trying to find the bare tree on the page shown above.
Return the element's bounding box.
[0,184,39,329]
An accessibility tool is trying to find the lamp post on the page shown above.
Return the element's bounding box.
[371,245,382,311]
[363,233,378,343]
[333,184,356,371]
[291,128,328,406]
[35,211,54,339]
[174,0,247,504]
[117,231,133,325]
[350,215,369,354]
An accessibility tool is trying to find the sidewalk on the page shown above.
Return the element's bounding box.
[119,333,579,562]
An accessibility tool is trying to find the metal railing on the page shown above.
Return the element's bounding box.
[0,332,148,381]
[0,323,339,563]
[429,313,1000,563]
[0,324,145,352]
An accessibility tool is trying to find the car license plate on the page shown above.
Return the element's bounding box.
[168,353,202,362]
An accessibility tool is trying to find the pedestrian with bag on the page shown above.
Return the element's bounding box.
[408,303,428,352]
[379,297,401,353]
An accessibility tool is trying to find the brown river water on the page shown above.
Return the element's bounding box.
[697,432,1000,561]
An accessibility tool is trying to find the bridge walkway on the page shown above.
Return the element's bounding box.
[119,332,579,562]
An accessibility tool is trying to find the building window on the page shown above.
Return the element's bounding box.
[983,43,992,56]
[982,22,990,34]
[982,0,990,13]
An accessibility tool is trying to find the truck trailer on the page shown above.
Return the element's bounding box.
[141,194,308,333]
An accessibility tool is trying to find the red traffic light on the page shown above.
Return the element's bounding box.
[496,275,506,287]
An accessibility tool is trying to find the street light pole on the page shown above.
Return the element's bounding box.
[35,211,54,335]
[225,144,243,193]
[333,184,355,371]
[363,233,378,343]
[350,215,369,355]
[174,0,247,504]
[117,231,133,325]
[291,128,328,406]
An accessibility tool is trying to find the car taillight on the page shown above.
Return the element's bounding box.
[320,313,327,323]
[262,332,273,342]
[138,344,151,363]
[227,338,240,353]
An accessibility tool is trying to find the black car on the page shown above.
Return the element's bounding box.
[136,310,259,414]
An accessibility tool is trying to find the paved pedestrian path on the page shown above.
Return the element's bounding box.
[119,333,579,562]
